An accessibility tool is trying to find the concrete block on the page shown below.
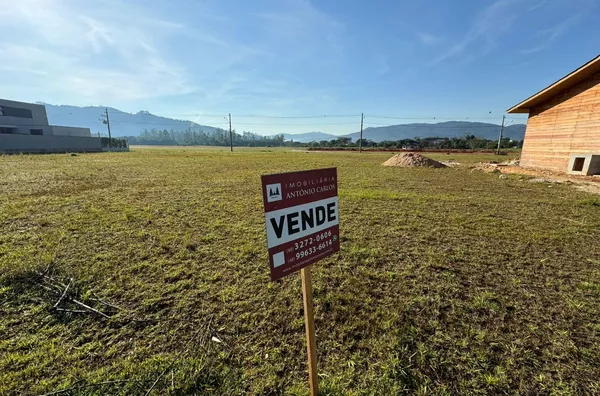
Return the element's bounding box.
[567,154,600,175]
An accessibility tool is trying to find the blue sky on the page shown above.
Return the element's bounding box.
[0,0,598,135]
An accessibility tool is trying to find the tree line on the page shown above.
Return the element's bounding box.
[100,137,128,148]
[124,128,521,150]
[294,135,522,150]
[125,128,285,147]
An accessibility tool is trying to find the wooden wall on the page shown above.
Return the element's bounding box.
[522,71,600,172]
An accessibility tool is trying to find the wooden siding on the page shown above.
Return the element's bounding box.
[521,71,600,172]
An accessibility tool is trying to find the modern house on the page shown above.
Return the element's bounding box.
[507,55,600,175]
[0,99,103,154]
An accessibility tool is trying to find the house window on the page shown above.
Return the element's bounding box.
[0,106,33,118]
[0,127,16,134]
[572,157,586,172]
[30,129,43,135]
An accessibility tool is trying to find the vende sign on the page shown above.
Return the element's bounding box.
[261,168,340,280]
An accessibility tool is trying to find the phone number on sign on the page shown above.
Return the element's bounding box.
[295,239,333,260]
[293,230,332,251]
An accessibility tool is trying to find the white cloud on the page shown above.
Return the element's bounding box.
[520,14,581,54]
[251,0,345,61]
[527,1,548,12]
[0,0,347,119]
[253,0,343,37]
[428,0,525,66]
[428,0,595,66]
[0,0,357,133]
[418,32,443,45]
[0,0,196,104]
[367,52,392,76]
[193,0,348,113]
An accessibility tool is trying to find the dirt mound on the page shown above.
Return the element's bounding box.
[383,152,447,168]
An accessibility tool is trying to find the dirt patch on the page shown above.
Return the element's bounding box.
[496,158,520,166]
[573,183,600,195]
[383,152,447,168]
[441,159,461,167]
[472,162,600,195]
[529,178,564,184]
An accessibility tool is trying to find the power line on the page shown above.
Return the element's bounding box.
[365,115,511,120]
[148,113,228,117]
[121,113,360,119]
[230,122,359,127]
[363,122,524,128]
[106,113,228,118]
[1,119,526,128]
[110,121,230,126]
[40,110,529,123]
[0,122,229,127]
[108,113,527,120]
[50,112,528,120]
[232,114,360,119]
[1,111,527,133]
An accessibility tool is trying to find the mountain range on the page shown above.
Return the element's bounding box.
[43,104,217,137]
[43,104,526,142]
[345,121,526,142]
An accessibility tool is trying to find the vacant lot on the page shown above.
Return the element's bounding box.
[1,148,599,395]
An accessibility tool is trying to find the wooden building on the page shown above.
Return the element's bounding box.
[508,55,600,175]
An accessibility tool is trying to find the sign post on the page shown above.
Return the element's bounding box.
[301,266,318,395]
[261,168,340,396]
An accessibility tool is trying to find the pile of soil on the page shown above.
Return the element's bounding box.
[383,152,447,168]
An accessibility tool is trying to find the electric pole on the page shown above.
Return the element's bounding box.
[496,115,505,155]
[229,113,233,152]
[359,113,364,153]
[101,108,112,148]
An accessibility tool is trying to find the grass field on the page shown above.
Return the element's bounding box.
[1,147,599,395]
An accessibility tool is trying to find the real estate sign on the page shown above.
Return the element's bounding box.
[261,168,340,281]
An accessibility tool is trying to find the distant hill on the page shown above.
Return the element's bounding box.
[43,104,218,137]
[344,121,526,142]
[281,132,338,142]
[41,104,527,142]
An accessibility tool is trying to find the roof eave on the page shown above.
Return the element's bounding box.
[506,54,600,116]
[506,107,530,114]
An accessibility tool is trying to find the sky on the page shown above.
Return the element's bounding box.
[0,0,598,135]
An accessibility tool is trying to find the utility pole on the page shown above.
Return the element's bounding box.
[229,113,233,152]
[101,108,112,148]
[359,113,364,153]
[496,115,505,155]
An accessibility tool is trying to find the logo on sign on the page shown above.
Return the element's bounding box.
[266,183,282,202]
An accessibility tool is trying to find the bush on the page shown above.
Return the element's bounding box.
[101,137,128,148]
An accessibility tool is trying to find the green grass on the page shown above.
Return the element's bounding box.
[1,147,599,395]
